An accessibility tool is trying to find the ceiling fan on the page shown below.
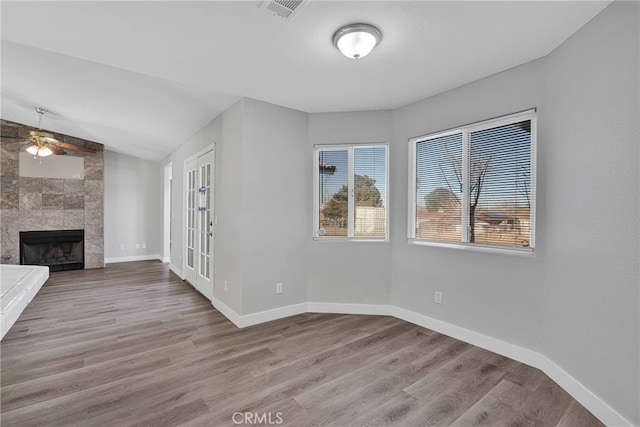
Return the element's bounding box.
[5,107,97,157]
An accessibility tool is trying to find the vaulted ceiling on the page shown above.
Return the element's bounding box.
[1,1,610,161]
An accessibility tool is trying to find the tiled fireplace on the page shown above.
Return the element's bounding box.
[1,119,104,269]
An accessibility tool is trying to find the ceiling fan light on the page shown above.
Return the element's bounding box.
[28,130,55,140]
[38,146,53,157]
[333,23,381,60]
[26,145,40,155]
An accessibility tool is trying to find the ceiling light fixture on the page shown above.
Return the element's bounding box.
[333,23,382,60]
[26,108,55,157]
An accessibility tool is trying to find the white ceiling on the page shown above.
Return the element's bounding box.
[1,1,610,161]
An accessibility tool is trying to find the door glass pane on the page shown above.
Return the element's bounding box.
[198,161,212,280]
[186,169,196,269]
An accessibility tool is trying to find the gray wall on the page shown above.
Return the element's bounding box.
[241,98,308,314]
[104,150,162,260]
[389,2,638,423]
[307,111,393,305]
[391,60,546,351]
[161,98,309,315]
[215,100,244,313]
[541,2,639,423]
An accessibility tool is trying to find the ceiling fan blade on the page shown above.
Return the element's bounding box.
[54,141,97,154]
[44,143,67,155]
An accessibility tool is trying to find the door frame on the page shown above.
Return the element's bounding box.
[182,144,215,296]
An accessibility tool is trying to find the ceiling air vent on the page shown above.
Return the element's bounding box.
[261,0,303,18]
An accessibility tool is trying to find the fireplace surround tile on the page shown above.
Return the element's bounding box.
[85,209,102,226]
[1,192,18,210]
[19,193,42,210]
[42,210,65,230]
[43,179,65,194]
[42,194,65,210]
[85,224,104,240]
[64,180,84,194]
[64,193,84,210]
[63,210,85,229]
[19,177,43,193]
[1,176,18,193]
[0,152,18,176]
[20,210,44,231]
[1,209,19,263]
[85,252,104,269]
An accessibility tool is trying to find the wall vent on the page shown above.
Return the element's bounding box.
[261,0,303,18]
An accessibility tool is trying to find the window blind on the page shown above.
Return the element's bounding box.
[415,133,463,242]
[316,144,388,240]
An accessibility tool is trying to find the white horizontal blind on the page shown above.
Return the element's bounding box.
[469,120,532,248]
[415,133,463,242]
[318,149,348,237]
[316,145,388,240]
[354,146,387,238]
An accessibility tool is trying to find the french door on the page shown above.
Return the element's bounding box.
[184,148,214,301]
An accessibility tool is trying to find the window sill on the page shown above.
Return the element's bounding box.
[407,239,534,256]
[313,237,389,243]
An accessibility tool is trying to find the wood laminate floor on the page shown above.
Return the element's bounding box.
[1,261,603,427]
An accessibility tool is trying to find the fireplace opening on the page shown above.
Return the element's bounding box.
[20,230,84,272]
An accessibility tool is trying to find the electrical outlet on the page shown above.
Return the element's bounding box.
[434,291,443,304]
[141,243,146,249]
[276,282,283,294]
[135,244,140,249]
[119,244,125,250]
[224,280,228,291]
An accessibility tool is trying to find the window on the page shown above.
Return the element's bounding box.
[314,144,388,240]
[409,110,536,252]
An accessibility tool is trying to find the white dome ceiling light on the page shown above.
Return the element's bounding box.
[332,23,382,60]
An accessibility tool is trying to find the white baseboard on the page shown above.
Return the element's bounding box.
[238,302,307,328]
[161,256,171,263]
[211,297,243,327]
[169,264,184,280]
[209,299,631,426]
[390,306,542,368]
[307,302,391,316]
[104,254,162,264]
[212,297,307,328]
[537,355,632,427]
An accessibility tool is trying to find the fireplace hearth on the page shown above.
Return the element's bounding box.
[20,230,84,271]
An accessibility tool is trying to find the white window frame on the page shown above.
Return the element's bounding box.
[313,143,389,241]
[408,110,536,254]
